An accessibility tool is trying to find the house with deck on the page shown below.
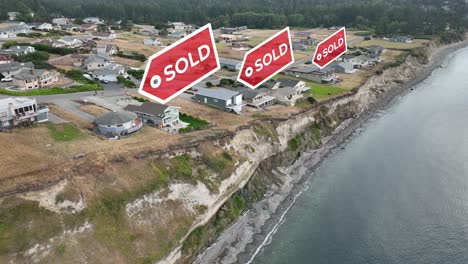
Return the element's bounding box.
[276,78,310,93]
[286,66,336,84]
[271,87,302,106]
[124,102,180,128]
[12,69,58,90]
[238,88,276,108]
[0,97,49,129]
[194,88,245,114]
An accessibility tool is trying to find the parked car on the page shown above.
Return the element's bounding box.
[100,79,109,84]
[1,76,12,82]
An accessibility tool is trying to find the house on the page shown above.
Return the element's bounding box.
[0,97,49,129]
[38,23,54,31]
[83,17,103,24]
[0,46,35,56]
[232,42,250,51]
[79,23,98,32]
[238,88,276,108]
[167,22,190,31]
[349,54,376,67]
[0,62,34,77]
[0,54,13,64]
[84,54,112,71]
[0,24,31,39]
[7,12,19,21]
[286,66,336,84]
[62,24,78,32]
[271,87,302,106]
[220,26,247,34]
[95,44,119,55]
[12,69,58,90]
[292,42,308,51]
[92,32,116,41]
[367,45,384,58]
[329,61,357,74]
[144,38,162,46]
[390,36,413,43]
[276,78,310,93]
[219,57,242,71]
[58,36,84,48]
[91,64,127,82]
[194,88,245,114]
[219,34,236,43]
[124,102,180,128]
[294,31,313,38]
[36,39,65,48]
[94,111,143,137]
[52,17,70,25]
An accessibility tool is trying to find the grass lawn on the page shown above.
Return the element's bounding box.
[0,84,102,96]
[355,39,429,50]
[272,74,347,100]
[179,113,211,132]
[47,123,85,141]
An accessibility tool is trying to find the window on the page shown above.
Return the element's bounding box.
[213,99,218,103]
[1,112,7,117]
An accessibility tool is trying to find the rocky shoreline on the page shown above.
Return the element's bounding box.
[192,39,468,264]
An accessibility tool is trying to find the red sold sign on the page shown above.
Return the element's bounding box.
[139,24,220,104]
[312,27,347,69]
[237,27,294,89]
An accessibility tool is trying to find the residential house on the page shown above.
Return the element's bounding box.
[232,42,250,51]
[7,12,19,21]
[84,54,112,71]
[219,34,236,43]
[219,57,242,71]
[26,22,41,30]
[58,36,84,48]
[390,36,413,43]
[38,23,54,31]
[286,66,336,83]
[12,69,58,90]
[276,78,310,93]
[0,54,13,64]
[0,46,35,56]
[238,88,276,108]
[83,17,103,24]
[95,43,119,55]
[124,102,180,128]
[292,42,308,51]
[134,25,159,36]
[220,26,247,34]
[271,87,302,106]
[0,62,34,77]
[52,17,70,25]
[0,97,49,129]
[348,54,376,67]
[62,24,78,32]
[0,24,31,39]
[194,88,245,114]
[294,31,313,38]
[144,38,162,46]
[367,45,384,58]
[92,32,116,41]
[36,39,65,48]
[167,22,190,31]
[329,61,357,74]
[79,23,98,32]
[94,111,143,137]
[91,64,127,82]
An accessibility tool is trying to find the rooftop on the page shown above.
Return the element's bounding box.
[276,78,300,88]
[0,62,34,73]
[124,102,172,118]
[196,88,240,100]
[0,97,36,109]
[219,57,242,66]
[13,69,47,81]
[94,111,138,126]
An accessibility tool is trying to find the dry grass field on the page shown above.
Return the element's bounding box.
[356,39,430,50]
[78,104,111,117]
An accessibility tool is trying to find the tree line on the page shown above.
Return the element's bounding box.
[0,0,466,37]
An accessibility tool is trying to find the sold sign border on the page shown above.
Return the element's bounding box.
[237,27,294,89]
[312,27,347,69]
[138,23,220,104]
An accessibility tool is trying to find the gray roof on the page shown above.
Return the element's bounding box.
[272,87,297,97]
[0,62,34,73]
[124,102,169,118]
[94,111,138,126]
[0,46,32,54]
[276,78,300,88]
[85,54,110,64]
[238,88,270,99]
[196,88,240,100]
[13,69,47,81]
[0,24,29,32]
[92,64,124,76]
[219,57,242,66]
[0,97,36,109]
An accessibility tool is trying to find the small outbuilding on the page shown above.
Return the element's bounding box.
[94,111,142,137]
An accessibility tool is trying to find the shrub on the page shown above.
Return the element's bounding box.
[127,69,144,79]
[205,81,213,87]
[116,51,147,62]
[117,76,136,88]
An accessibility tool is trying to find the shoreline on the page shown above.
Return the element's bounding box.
[193,39,468,264]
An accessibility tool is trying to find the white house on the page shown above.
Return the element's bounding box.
[0,24,31,39]
[84,54,113,71]
[58,36,84,48]
[91,64,127,82]
[52,17,70,25]
[38,23,54,31]
[83,17,103,24]
[92,32,117,41]
[7,12,19,21]
[143,38,162,46]
[95,44,119,55]
[0,46,36,56]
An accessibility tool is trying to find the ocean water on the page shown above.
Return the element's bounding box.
[252,47,468,264]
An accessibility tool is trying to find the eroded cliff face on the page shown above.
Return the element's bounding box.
[0,40,458,264]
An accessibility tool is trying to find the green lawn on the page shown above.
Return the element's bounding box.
[272,74,347,100]
[47,123,85,141]
[179,113,211,133]
[0,84,103,96]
